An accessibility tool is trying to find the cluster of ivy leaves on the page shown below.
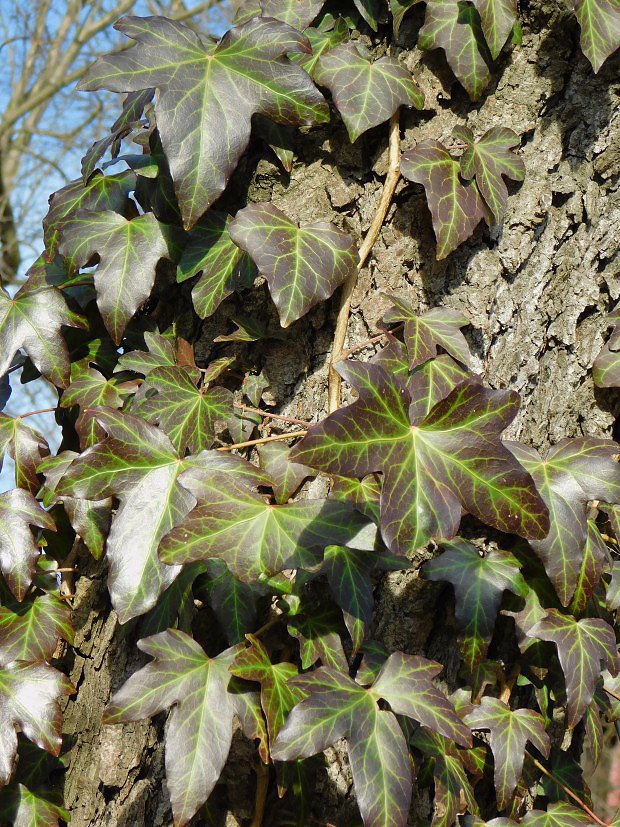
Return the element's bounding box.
[0,0,618,825]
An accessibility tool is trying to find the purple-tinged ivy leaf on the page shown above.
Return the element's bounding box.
[104,630,259,827]
[569,521,609,615]
[0,490,55,601]
[117,330,177,376]
[593,309,620,388]
[259,0,325,30]
[401,141,487,259]
[292,18,350,75]
[201,559,265,645]
[314,42,423,142]
[383,295,471,368]
[571,0,620,72]
[454,126,525,225]
[229,203,357,327]
[287,608,349,671]
[471,0,518,58]
[42,169,136,261]
[230,636,305,746]
[0,783,69,827]
[273,666,413,826]
[134,365,232,453]
[0,595,73,667]
[176,212,256,320]
[0,662,73,785]
[292,363,549,556]
[257,441,315,504]
[465,697,550,809]
[515,801,598,826]
[0,285,86,389]
[253,115,296,171]
[419,1,491,100]
[0,414,49,495]
[607,559,620,611]
[423,539,527,670]
[79,16,329,229]
[61,367,133,411]
[53,409,200,622]
[507,438,620,606]
[584,702,604,769]
[39,451,111,561]
[58,211,175,344]
[528,609,619,728]
[159,473,374,582]
[329,473,381,521]
[391,0,424,36]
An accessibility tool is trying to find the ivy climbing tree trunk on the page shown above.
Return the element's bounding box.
[58,1,619,824]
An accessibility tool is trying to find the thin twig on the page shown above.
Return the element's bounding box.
[528,754,609,827]
[605,684,620,703]
[233,403,309,427]
[19,407,56,419]
[217,431,307,452]
[327,111,401,413]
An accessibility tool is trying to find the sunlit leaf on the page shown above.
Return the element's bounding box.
[471,0,518,58]
[0,490,55,601]
[0,415,49,495]
[292,18,350,75]
[571,0,620,72]
[0,782,69,827]
[0,595,73,667]
[257,441,315,504]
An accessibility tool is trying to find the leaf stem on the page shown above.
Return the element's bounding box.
[233,403,309,427]
[328,110,402,413]
[19,407,56,419]
[528,754,609,827]
[217,431,307,452]
[605,684,620,703]
[250,762,270,827]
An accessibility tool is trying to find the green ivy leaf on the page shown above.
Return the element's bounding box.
[0,285,86,389]
[292,363,549,556]
[159,472,375,581]
[354,0,382,30]
[569,521,609,615]
[528,609,619,728]
[134,366,232,453]
[419,1,491,100]
[471,0,518,59]
[0,663,73,785]
[390,0,424,36]
[176,212,256,320]
[383,296,471,368]
[401,141,486,259]
[0,490,56,601]
[465,697,550,809]
[116,330,177,376]
[508,801,598,826]
[58,211,175,345]
[0,414,49,495]
[61,367,133,411]
[292,18,350,75]
[0,595,73,667]
[230,636,304,746]
[79,16,329,229]
[229,202,357,327]
[423,539,527,670]
[42,169,136,261]
[104,630,260,827]
[257,442,315,504]
[0,783,69,827]
[287,608,349,670]
[571,0,620,72]
[454,126,525,225]
[201,559,265,644]
[314,42,423,142]
[259,0,325,30]
[507,438,620,606]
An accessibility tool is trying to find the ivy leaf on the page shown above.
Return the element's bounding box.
[134,366,232,453]
[571,0,620,72]
[257,442,315,504]
[0,662,73,785]
[383,296,471,368]
[287,608,349,670]
[0,595,73,667]
[517,801,599,826]
[54,408,199,622]
[419,1,491,100]
[79,16,329,229]
[229,203,357,327]
[0,490,55,601]
[292,363,549,556]
[0,286,86,388]
[58,211,175,344]
[528,609,619,728]
[0,414,49,495]
[230,636,304,746]
[569,521,609,615]
[391,0,424,36]
[314,42,423,142]
[401,141,486,259]
[159,473,374,582]
[593,310,620,388]
[354,0,382,30]
[454,126,525,225]
[201,560,265,644]
[506,438,620,605]
[0,783,69,827]
[471,0,518,59]
[176,212,256,320]
[42,169,136,260]
[292,18,350,75]
[423,540,527,670]
[61,367,133,411]
[104,630,259,827]
[259,0,325,30]
[117,330,177,375]
[465,697,550,809]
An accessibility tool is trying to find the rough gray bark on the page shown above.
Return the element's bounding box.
[60,2,619,824]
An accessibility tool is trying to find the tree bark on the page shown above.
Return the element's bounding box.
[60,2,619,824]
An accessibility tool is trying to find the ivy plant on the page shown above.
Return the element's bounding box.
[0,1,618,826]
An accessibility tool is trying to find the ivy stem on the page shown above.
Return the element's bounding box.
[250,761,269,827]
[528,754,610,827]
[233,403,309,427]
[605,684,620,703]
[217,431,307,452]
[19,407,56,419]
[252,614,285,638]
[327,110,401,413]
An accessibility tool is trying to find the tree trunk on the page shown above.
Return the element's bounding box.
[60,1,619,824]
